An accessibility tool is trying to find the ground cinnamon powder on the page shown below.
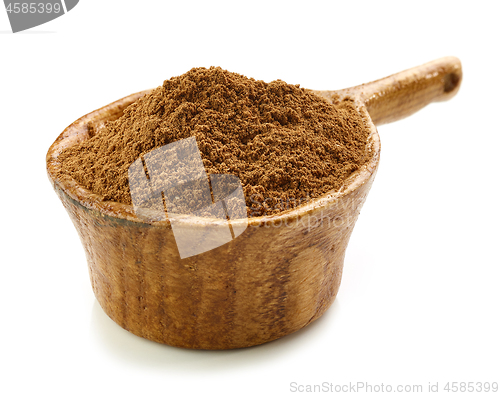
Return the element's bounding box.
[59,67,370,217]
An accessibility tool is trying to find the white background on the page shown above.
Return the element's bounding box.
[1,1,499,395]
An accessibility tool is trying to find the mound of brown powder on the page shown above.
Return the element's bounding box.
[59,67,370,217]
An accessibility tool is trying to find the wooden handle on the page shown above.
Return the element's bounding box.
[337,57,462,126]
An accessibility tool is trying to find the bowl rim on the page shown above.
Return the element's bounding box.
[46,90,381,228]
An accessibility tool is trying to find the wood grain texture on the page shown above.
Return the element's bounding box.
[317,56,462,126]
[46,57,461,349]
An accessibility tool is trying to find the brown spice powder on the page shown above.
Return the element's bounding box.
[59,67,370,217]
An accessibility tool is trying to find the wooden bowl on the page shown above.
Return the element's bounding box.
[46,57,461,349]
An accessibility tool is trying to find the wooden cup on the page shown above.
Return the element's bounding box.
[46,57,461,349]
